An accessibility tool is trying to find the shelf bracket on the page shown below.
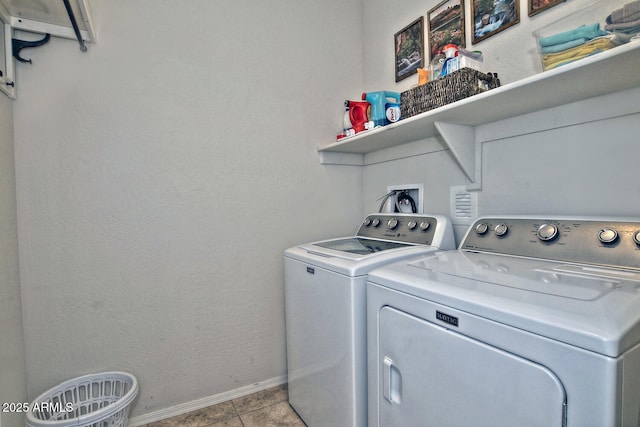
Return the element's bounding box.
[434,121,481,190]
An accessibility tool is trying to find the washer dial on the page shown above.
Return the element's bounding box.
[475,223,489,235]
[387,218,399,230]
[634,231,640,246]
[419,221,430,231]
[598,228,618,244]
[407,220,417,230]
[494,223,508,237]
[536,223,559,241]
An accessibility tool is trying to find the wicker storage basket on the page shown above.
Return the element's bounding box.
[400,68,499,119]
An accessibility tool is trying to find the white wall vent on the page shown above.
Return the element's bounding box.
[450,185,477,226]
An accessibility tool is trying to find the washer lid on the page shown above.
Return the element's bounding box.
[313,237,411,255]
[284,213,456,276]
[285,238,440,277]
[368,251,640,357]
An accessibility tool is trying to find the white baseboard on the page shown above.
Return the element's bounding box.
[128,375,288,426]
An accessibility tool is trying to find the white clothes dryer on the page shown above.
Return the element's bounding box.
[367,216,640,427]
[285,213,454,427]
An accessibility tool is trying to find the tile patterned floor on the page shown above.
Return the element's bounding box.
[144,384,306,427]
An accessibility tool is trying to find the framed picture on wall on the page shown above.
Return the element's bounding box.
[395,17,425,82]
[428,0,465,61]
[529,0,565,16]
[471,0,520,44]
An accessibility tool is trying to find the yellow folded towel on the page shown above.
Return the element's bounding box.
[542,37,614,70]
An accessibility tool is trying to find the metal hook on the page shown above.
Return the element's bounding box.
[12,33,51,64]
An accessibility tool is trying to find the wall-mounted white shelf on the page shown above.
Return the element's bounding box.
[318,42,640,188]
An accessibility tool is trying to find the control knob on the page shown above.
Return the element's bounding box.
[536,223,559,241]
[634,231,640,246]
[419,221,430,231]
[598,228,618,244]
[372,219,380,227]
[387,218,399,230]
[494,223,508,237]
[363,218,372,227]
[475,223,489,235]
[407,220,417,230]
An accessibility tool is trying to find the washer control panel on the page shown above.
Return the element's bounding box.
[462,217,640,270]
[357,214,439,245]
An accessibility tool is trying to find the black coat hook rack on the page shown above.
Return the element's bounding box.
[12,33,51,64]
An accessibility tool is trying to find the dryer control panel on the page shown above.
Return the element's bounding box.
[462,217,640,270]
[357,214,439,245]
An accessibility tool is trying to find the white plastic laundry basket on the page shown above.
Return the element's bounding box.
[25,372,138,427]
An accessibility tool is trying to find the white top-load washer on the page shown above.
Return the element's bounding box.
[367,216,640,427]
[285,213,454,427]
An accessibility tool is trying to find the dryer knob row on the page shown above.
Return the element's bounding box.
[474,222,508,236]
[589,228,640,245]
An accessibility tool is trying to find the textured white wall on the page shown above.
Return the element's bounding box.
[13,0,363,417]
[360,0,640,242]
[0,77,27,427]
[478,89,640,218]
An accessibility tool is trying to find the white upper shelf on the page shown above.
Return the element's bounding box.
[319,42,640,156]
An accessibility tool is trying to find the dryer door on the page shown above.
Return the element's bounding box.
[378,307,566,427]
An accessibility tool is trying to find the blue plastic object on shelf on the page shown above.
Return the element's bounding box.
[363,91,401,127]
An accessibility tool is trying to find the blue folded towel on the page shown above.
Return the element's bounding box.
[538,23,608,47]
[540,38,587,53]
